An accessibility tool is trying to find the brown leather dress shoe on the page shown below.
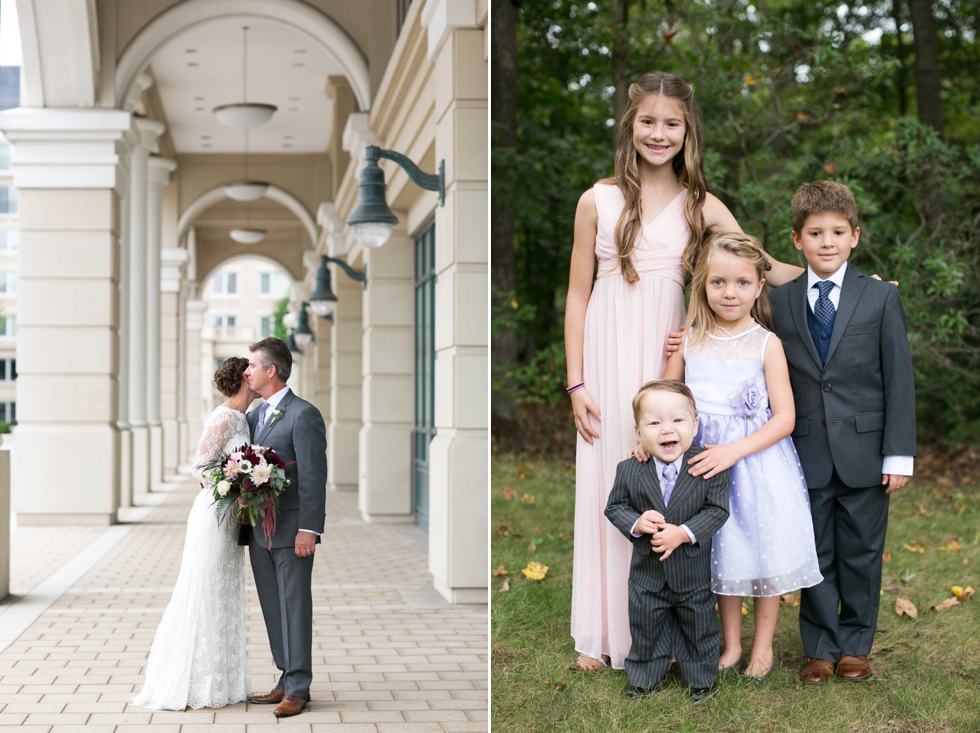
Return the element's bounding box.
[274,694,309,718]
[801,658,835,685]
[837,655,872,681]
[247,688,285,705]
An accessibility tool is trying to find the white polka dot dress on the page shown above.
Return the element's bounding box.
[685,325,822,597]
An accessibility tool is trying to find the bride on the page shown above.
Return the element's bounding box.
[133,357,258,710]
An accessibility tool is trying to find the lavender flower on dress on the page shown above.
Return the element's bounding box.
[730,380,766,419]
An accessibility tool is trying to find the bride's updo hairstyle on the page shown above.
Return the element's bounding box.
[213,357,249,397]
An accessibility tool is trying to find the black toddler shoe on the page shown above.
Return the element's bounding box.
[690,686,716,703]
[624,685,652,698]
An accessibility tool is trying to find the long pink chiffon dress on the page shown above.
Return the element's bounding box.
[571,182,689,669]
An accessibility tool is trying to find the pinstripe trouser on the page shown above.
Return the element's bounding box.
[625,582,720,690]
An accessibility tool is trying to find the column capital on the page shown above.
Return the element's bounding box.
[133,116,166,150]
[185,299,209,330]
[317,202,348,257]
[161,247,189,293]
[0,107,132,188]
[148,155,178,185]
[342,112,382,167]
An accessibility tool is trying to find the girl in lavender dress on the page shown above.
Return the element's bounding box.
[661,232,822,681]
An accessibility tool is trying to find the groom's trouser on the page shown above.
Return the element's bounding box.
[249,538,315,699]
[800,469,889,662]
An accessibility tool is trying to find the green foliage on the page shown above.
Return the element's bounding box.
[503,0,980,441]
[0,421,9,434]
[272,294,290,341]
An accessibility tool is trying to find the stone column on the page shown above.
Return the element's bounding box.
[116,133,133,509]
[0,107,132,524]
[160,247,188,481]
[128,118,165,496]
[425,22,489,603]
[146,155,177,487]
[328,266,362,492]
[358,230,414,523]
[184,299,208,464]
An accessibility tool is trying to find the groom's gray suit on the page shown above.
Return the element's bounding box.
[242,388,327,700]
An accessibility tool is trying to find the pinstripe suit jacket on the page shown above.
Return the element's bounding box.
[605,445,731,593]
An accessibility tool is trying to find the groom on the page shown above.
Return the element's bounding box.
[242,337,328,718]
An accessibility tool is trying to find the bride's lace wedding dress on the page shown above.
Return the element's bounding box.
[133,406,252,710]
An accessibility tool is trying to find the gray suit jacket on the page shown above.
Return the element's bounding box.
[239,389,328,548]
[605,445,730,594]
[770,265,916,489]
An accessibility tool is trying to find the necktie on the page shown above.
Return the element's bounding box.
[258,402,270,431]
[813,280,836,326]
[662,463,678,505]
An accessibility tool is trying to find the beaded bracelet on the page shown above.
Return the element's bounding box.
[566,382,585,395]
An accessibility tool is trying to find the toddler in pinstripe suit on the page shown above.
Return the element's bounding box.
[606,381,731,701]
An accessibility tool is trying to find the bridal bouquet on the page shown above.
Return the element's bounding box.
[199,444,292,548]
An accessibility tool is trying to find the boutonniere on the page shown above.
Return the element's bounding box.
[271,409,284,425]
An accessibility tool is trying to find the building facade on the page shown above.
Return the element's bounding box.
[0,0,488,604]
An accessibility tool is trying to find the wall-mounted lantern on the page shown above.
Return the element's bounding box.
[308,255,367,319]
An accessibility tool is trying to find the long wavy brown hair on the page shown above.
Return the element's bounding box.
[686,232,773,350]
[609,71,708,284]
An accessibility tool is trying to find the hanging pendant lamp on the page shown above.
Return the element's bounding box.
[225,129,269,202]
[213,26,277,129]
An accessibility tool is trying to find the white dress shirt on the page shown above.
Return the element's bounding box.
[257,386,320,536]
[805,263,913,477]
[630,455,697,544]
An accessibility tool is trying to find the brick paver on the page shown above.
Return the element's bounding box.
[0,479,488,732]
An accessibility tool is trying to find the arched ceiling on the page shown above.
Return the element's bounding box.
[148,16,345,154]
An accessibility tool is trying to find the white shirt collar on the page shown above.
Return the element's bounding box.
[652,454,685,482]
[263,385,290,411]
[806,261,847,292]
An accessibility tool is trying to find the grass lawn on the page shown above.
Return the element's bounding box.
[491,455,980,733]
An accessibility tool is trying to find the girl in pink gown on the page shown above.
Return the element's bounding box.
[564,71,802,670]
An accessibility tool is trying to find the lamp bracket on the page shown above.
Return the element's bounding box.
[373,146,445,206]
[325,255,368,289]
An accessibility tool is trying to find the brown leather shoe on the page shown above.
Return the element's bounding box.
[837,655,872,681]
[801,658,835,685]
[274,694,309,718]
[248,688,285,705]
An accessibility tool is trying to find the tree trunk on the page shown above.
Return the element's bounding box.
[893,0,909,116]
[907,0,943,135]
[611,0,630,147]
[491,0,521,429]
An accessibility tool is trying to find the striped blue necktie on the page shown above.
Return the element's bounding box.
[662,463,678,505]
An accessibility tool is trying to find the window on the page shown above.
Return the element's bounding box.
[259,271,289,298]
[0,401,15,426]
[0,271,17,295]
[0,314,16,337]
[214,357,225,372]
[0,186,17,215]
[259,315,276,338]
[211,271,238,295]
[212,315,236,338]
[0,359,16,381]
[0,142,9,171]
[0,229,18,252]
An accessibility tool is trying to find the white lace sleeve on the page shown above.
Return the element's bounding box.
[192,408,239,484]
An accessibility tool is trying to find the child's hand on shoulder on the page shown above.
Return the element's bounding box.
[651,524,689,560]
[636,510,665,535]
[687,443,742,479]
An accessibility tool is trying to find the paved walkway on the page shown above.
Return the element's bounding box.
[0,476,488,732]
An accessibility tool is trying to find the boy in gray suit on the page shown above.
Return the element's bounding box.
[770,181,916,685]
[605,380,730,702]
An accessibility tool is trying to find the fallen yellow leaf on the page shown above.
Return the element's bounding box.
[741,602,748,616]
[492,566,509,577]
[895,596,918,619]
[521,561,549,581]
[501,578,510,592]
[779,594,797,607]
[963,558,970,567]
[543,680,569,691]
[796,112,808,121]
[903,541,926,554]
[502,486,517,500]
[932,597,959,611]
[745,75,756,86]
[521,493,536,504]
[882,552,892,563]
[952,586,975,601]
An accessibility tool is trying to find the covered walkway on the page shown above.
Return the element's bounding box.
[0,474,487,732]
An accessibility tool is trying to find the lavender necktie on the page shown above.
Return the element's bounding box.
[814,280,836,326]
[662,463,678,505]
[258,402,270,431]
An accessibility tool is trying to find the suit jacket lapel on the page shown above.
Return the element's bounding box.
[639,460,667,515]
[823,265,866,367]
[788,274,824,371]
[254,390,294,445]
